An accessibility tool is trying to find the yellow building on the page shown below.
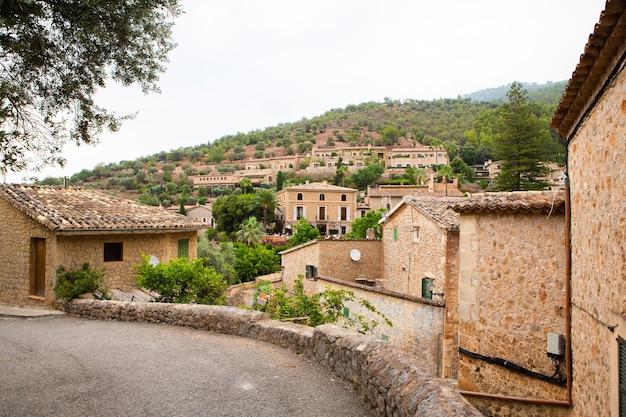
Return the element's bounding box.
[275,181,357,236]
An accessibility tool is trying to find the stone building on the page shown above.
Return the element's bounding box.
[0,184,204,307]
[275,181,357,235]
[379,196,463,380]
[366,177,463,212]
[452,192,569,416]
[279,239,445,375]
[551,1,626,415]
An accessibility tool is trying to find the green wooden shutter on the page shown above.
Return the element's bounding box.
[617,337,626,417]
[178,239,189,258]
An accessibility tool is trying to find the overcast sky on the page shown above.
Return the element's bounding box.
[6,0,607,182]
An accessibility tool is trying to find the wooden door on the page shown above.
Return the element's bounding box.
[30,238,46,297]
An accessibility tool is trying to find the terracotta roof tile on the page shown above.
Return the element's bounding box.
[0,184,205,232]
[281,181,357,192]
[451,191,565,214]
[381,196,463,230]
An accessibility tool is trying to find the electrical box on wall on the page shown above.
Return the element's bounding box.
[547,332,565,356]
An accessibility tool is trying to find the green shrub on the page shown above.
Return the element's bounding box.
[54,263,110,300]
[256,276,392,332]
[134,255,227,305]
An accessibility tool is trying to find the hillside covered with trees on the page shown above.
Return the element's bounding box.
[38,81,568,204]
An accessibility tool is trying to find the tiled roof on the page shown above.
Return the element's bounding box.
[451,191,565,214]
[551,0,626,139]
[281,181,357,192]
[0,184,205,232]
[381,196,463,230]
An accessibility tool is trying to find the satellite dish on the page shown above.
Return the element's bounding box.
[350,249,361,261]
[149,255,160,266]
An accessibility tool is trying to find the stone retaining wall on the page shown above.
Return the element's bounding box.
[56,299,481,417]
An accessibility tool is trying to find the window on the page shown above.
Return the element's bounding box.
[297,193,303,201]
[341,194,347,202]
[617,337,626,416]
[413,226,420,243]
[104,242,123,262]
[318,206,326,221]
[340,206,348,221]
[178,239,189,258]
[296,206,304,220]
[393,227,398,241]
[422,278,434,299]
[319,193,325,201]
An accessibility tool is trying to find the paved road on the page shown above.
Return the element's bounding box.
[0,314,374,417]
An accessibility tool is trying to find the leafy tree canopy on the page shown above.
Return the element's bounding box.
[344,209,385,239]
[212,193,259,234]
[348,163,384,190]
[233,243,280,283]
[494,82,551,191]
[289,217,320,246]
[0,0,181,174]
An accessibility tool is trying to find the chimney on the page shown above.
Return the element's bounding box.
[64,176,70,189]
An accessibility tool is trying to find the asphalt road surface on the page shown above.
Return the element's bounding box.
[0,315,374,417]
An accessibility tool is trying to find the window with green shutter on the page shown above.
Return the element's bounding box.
[178,239,189,258]
[617,337,626,417]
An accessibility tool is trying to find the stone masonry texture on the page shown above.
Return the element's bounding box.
[458,210,568,416]
[567,61,626,416]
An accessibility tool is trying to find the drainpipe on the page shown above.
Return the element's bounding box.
[564,173,573,405]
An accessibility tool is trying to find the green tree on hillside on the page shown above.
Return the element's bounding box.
[251,189,280,232]
[236,217,265,246]
[344,209,385,239]
[349,163,384,190]
[494,82,549,191]
[289,217,320,246]
[212,193,258,234]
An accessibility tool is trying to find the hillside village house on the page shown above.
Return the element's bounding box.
[550,1,626,415]
[278,195,463,378]
[452,192,568,416]
[366,176,464,212]
[275,181,357,235]
[0,184,204,307]
[379,196,463,380]
[279,238,447,375]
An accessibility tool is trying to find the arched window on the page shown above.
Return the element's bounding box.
[341,194,347,201]
[319,193,325,201]
[297,193,303,201]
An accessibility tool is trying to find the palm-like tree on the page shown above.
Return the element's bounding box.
[236,216,265,246]
[239,177,252,194]
[251,189,281,232]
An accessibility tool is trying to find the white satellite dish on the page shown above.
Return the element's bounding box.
[350,249,361,261]
[149,255,160,266]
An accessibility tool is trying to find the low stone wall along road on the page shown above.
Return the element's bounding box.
[0,315,374,417]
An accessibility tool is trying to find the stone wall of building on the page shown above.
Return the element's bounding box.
[294,275,444,375]
[57,231,199,291]
[442,231,460,380]
[382,204,452,299]
[318,240,383,283]
[567,63,626,417]
[280,240,382,288]
[0,200,57,307]
[458,211,568,414]
[56,299,482,417]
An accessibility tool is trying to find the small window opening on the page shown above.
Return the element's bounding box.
[104,242,123,262]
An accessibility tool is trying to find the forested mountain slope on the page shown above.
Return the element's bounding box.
[39,81,567,202]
